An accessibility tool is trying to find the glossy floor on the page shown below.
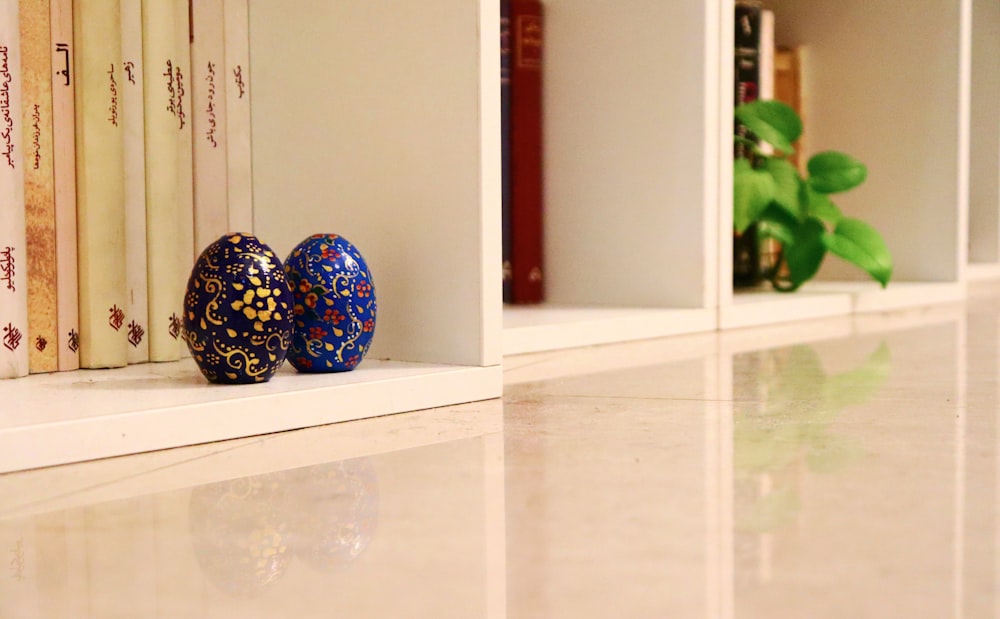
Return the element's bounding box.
[2,288,999,618]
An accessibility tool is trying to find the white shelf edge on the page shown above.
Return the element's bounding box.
[965,262,1000,281]
[0,360,502,474]
[504,330,718,385]
[0,400,503,520]
[503,306,716,356]
[720,288,854,330]
[806,281,967,314]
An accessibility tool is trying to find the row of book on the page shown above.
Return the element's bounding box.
[501,0,544,305]
[733,0,807,287]
[0,0,253,379]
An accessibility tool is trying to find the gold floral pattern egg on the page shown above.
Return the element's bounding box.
[183,234,293,384]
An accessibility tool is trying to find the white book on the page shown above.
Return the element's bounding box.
[223,0,252,233]
[121,0,149,364]
[142,0,181,361]
[191,0,229,255]
[0,0,29,379]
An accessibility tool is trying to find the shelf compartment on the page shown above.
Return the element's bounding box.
[722,0,972,319]
[0,359,501,474]
[504,305,715,356]
[526,0,721,353]
[249,0,501,367]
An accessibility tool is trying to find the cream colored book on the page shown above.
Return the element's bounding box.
[192,0,229,253]
[141,0,182,361]
[120,0,149,364]
[223,0,252,233]
[21,0,58,374]
[75,0,127,369]
[0,0,30,379]
[50,0,79,371]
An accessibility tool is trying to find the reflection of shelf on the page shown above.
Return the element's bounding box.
[0,400,502,520]
[504,305,715,355]
[0,359,501,474]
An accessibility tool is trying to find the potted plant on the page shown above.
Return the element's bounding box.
[733,100,893,292]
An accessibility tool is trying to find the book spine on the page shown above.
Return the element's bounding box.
[50,0,79,371]
[757,9,781,279]
[732,0,762,288]
[500,0,512,303]
[141,0,182,361]
[174,0,194,358]
[20,0,58,373]
[174,0,194,266]
[0,0,30,379]
[120,0,148,363]
[223,0,252,234]
[509,0,544,304]
[75,0,128,368]
[191,0,229,254]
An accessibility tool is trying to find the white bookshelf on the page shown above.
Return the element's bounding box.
[721,0,975,328]
[0,0,503,474]
[502,0,722,354]
[2,0,998,473]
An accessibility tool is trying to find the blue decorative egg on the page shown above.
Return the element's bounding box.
[183,233,294,384]
[284,234,377,372]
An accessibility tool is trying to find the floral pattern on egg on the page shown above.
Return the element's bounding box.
[284,234,377,372]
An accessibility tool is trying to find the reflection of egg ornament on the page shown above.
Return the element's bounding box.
[189,474,294,596]
[183,234,293,384]
[286,459,379,572]
[284,234,377,372]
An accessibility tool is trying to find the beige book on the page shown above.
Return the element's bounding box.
[0,0,29,379]
[192,0,229,254]
[223,0,252,233]
[50,0,79,371]
[21,0,58,374]
[142,0,182,361]
[75,0,127,369]
[121,0,149,363]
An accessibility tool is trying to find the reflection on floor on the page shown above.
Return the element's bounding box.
[2,287,1000,618]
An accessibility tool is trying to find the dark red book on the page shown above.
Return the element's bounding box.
[509,0,544,304]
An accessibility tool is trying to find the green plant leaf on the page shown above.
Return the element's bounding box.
[807,151,868,194]
[735,100,802,154]
[757,203,797,245]
[733,158,775,232]
[822,217,893,286]
[763,158,803,220]
[803,185,844,223]
[783,218,827,291]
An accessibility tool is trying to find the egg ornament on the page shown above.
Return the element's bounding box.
[183,233,294,384]
[284,234,377,372]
